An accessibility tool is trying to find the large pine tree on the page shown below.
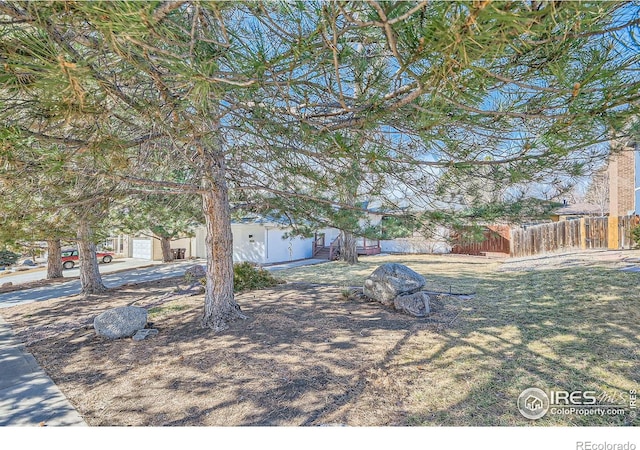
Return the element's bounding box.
[1,1,639,329]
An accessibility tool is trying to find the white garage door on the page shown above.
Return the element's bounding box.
[132,238,152,260]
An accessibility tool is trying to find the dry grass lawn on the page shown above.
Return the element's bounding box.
[2,251,639,426]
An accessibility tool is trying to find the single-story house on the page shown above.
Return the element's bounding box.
[194,218,314,264]
[122,217,314,264]
[381,229,451,254]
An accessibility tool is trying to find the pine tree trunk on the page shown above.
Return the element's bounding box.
[340,231,359,264]
[201,153,245,331]
[77,219,107,295]
[159,236,174,262]
[46,238,63,279]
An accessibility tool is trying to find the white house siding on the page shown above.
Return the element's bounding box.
[231,223,267,263]
[195,227,207,259]
[264,227,313,263]
[318,227,341,246]
[190,224,313,264]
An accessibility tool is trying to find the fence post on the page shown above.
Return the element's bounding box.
[580,218,587,250]
[509,228,516,256]
[608,216,619,250]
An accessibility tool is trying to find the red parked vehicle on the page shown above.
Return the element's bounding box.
[61,249,114,270]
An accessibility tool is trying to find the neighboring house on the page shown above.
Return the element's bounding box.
[314,211,453,256]
[607,139,640,217]
[549,202,607,222]
[100,234,130,258]
[124,216,314,264]
[194,218,314,264]
[129,235,195,261]
[381,228,451,254]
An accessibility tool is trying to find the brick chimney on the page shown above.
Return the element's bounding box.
[608,141,636,217]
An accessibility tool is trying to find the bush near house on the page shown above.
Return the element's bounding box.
[631,225,640,249]
[0,250,20,267]
[187,261,284,292]
[233,262,284,292]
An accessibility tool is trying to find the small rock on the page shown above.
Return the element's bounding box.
[2,282,13,287]
[94,306,148,339]
[394,291,431,317]
[21,259,36,266]
[132,328,159,341]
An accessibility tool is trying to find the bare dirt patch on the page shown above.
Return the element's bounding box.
[1,278,462,426]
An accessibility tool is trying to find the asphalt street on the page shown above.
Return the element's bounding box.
[0,259,201,309]
[0,258,161,285]
[0,257,328,309]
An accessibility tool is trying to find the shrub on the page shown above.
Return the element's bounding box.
[0,250,20,267]
[190,262,284,292]
[632,225,640,249]
[233,262,283,292]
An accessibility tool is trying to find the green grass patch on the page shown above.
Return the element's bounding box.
[148,303,190,319]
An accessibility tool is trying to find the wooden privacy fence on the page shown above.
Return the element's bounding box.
[452,216,638,258]
[618,215,638,249]
[451,225,511,256]
[584,217,608,249]
[510,220,582,257]
[510,216,636,258]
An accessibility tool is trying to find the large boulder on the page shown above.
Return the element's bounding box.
[394,291,431,317]
[184,264,206,283]
[363,263,426,305]
[94,306,148,339]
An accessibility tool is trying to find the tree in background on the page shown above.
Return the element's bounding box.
[584,169,610,216]
[112,194,203,263]
[2,1,640,330]
[0,134,104,280]
[0,130,118,290]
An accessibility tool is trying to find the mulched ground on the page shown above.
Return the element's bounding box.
[1,278,461,426]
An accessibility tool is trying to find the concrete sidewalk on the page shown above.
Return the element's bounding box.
[265,258,329,271]
[0,316,85,426]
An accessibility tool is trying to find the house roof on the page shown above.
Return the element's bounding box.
[232,214,294,226]
[551,203,607,216]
